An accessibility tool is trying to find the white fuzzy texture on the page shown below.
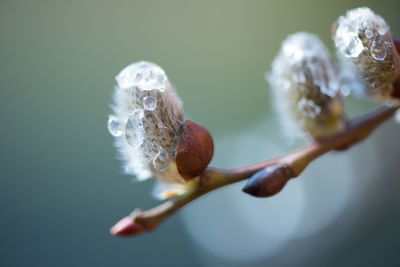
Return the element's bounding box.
[108,61,185,185]
[111,83,151,180]
[333,7,400,101]
[268,32,344,140]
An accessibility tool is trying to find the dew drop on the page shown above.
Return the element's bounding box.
[385,41,393,48]
[343,34,364,58]
[157,122,168,129]
[107,115,123,137]
[371,41,387,61]
[364,28,373,39]
[298,98,321,118]
[153,149,170,172]
[377,24,389,35]
[125,109,144,149]
[143,96,157,111]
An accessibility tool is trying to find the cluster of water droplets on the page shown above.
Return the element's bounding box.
[334,7,390,61]
[115,61,167,91]
[331,7,400,103]
[298,98,321,118]
[365,23,389,61]
[108,61,173,173]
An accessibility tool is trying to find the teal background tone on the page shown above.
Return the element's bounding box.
[1,0,400,266]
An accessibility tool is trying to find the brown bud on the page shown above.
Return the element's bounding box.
[176,120,214,180]
[242,165,293,198]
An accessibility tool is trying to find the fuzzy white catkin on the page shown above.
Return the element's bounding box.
[268,32,345,140]
[108,61,195,199]
[333,7,400,103]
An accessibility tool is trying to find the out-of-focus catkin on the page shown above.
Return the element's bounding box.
[268,32,345,141]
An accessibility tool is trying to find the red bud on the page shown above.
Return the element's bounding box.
[110,216,143,236]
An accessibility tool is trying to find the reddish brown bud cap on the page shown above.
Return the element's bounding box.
[176,120,214,180]
[394,36,400,56]
[110,216,143,236]
[392,37,400,98]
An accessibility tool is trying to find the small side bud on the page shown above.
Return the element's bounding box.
[242,165,293,198]
[332,7,400,103]
[268,32,345,141]
[110,216,143,236]
[176,120,214,180]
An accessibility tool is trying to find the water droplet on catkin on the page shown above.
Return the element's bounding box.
[364,28,373,39]
[125,109,144,149]
[371,41,387,61]
[344,34,363,58]
[298,98,321,118]
[377,24,389,35]
[107,115,124,137]
[143,96,157,111]
[153,149,170,172]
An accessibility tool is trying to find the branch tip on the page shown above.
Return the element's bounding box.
[110,216,144,237]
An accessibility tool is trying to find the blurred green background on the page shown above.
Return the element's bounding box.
[1,0,400,266]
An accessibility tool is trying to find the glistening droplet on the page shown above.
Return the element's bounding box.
[364,28,373,39]
[143,96,157,111]
[344,34,364,58]
[298,98,321,118]
[371,41,387,61]
[125,109,144,149]
[153,149,170,172]
[107,115,123,137]
[377,24,389,35]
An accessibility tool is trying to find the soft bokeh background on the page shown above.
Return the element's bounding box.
[1,0,400,266]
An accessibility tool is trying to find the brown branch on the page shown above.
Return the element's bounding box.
[110,105,399,236]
